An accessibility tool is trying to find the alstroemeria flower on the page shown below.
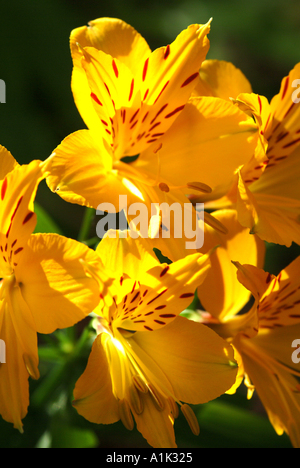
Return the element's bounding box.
[45,17,212,210]
[73,232,238,448]
[0,146,100,431]
[195,60,300,246]
[197,211,300,447]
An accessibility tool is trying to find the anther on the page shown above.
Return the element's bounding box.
[181,404,200,436]
[132,375,148,394]
[147,383,165,411]
[118,399,134,431]
[167,396,179,419]
[187,181,212,194]
[204,211,228,234]
[129,385,144,415]
[159,182,170,193]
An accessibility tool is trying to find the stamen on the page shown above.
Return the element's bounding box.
[203,211,228,234]
[147,383,165,411]
[167,396,179,419]
[118,398,134,431]
[129,385,144,415]
[181,404,200,436]
[132,375,148,394]
[187,181,212,194]
[159,182,170,193]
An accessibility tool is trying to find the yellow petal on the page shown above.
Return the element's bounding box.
[96,230,160,279]
[233,262,274,302]
[130,316,237,404]
[134,391,177,448]
[45,130,144,209]
[14,233,100,334]
[0,160,44,277]
[237,166,300,246]
[75,21,211,159]
[197,209,265,321]
[0,282,39,431]
[255,256,300,329]
[135,97,259,201]
[194,59,252,100]
[235,327,300,447]
[71,17,151,75]
[73,334,119,424]
[266,63,300,160]
[0,145,19,180]
[116,251,211,332]
[70,18,151,132]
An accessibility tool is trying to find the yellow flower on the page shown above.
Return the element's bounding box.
[195,60,300,246]
[45,17,212,209]
[73,232,238,448]
[0,146,99,431]
[197,209,300,447]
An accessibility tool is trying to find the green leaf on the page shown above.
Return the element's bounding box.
[34,202,63,235]
[195,399,292,448]
[50,422,98,448]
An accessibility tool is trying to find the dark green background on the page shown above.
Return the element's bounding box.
[0,0,299,448]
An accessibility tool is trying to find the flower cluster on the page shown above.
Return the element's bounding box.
[1,17,300,448]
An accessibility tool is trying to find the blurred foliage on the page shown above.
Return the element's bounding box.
[0,0,299,448]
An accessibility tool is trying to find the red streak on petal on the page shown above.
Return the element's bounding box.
[154,81,169,104]
[142,58,149,82]
[281,76,289,100]
[129,79,135,102]
[181,73,199,88]
[1,178,7,201]
[164,44,170,60]
[112,59,119,78]
[91,92,103,106]
[23,212,34,225]
[165,105,185,119]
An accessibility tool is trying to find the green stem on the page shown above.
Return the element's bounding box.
[32,326,93,408]
[77,207,95,243]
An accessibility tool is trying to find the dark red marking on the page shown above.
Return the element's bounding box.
[266,272,272,284]
[23,212,34,225]
[142,58,149,82]
[155,305,166,310]
[150,104,168,125]
[160,266,170,277]
[164,44,170,60]
[281,76,289,100]
[112,60,119,78]
[130,291,140,303]
[258,95,262,114]
[130,109,140,124]
[181,73,199,88]
[165,105,185,119]
[143,89,149,101]
[144,326,153,331]
[282,137,300,148]
[14,247,24,255]
[91,92,103,106]
[154,319,166,325]
[142,112,149,123]
[129,79,135,102]
[159,314,176,318]
[149,122,161,132]
[180,292,194,299]
[1,178,7,201]
[154,81,170,104]
[147,288,168,305]
[284,102,296,118]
